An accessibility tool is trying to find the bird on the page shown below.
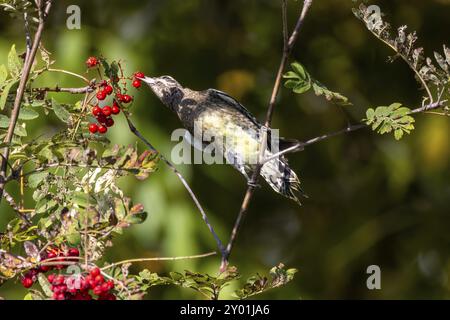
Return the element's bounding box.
[139,75,305,204]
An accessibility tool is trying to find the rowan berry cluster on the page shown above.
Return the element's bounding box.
[20,245,116,300]
[21,246,79,288]
[48,267,116,300]
[85,56,145,135]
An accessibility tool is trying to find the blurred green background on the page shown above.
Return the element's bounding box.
[1,0,450,299]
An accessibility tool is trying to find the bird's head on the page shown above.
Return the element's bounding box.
[138,75,184,110]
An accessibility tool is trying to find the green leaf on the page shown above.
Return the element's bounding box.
[293,82,311,94]
[291,62,307,80]
[14,123,27,137]
[8,44,22,78]
[0,115,10,128]
[18,107,39,120]
[0,80,18,110]
[37,273,53,297]
[124,211,148,225]
[366,108,375,121]
[364,103,415,140]
[0,64,7,85]
[283,61,351,106]
[394,129,404,140]
[52,99,71,123]
[27,172,49,188]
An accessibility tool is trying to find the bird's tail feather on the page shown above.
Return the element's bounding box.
[260,157,305,205]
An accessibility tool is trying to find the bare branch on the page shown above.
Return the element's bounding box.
[32,85,95,94]
[100,251,217,271]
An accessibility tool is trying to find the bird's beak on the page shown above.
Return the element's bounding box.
[139,76,157,85]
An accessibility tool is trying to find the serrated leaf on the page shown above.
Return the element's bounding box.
[52,99,71,123]
[8,44,22,77]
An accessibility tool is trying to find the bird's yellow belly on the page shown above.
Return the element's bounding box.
[194,111,260,163]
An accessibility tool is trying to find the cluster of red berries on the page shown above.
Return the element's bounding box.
[21,247,80,289]
[86,56,145,135]
[48,267,116,300]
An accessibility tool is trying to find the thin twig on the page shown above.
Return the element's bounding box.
[0,0,53,206]
[122,112,227,258]
[101,251,217,271]
[47,68,90,84]
[220,0,313,272]
[32,85,94,94]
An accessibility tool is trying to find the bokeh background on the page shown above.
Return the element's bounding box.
[1,0,449,299]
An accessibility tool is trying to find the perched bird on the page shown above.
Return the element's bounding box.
[140,75,304,204]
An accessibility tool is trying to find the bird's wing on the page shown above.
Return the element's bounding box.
[206,89,262,128]
[206,89,298,157]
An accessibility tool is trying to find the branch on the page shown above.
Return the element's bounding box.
[122,112,227,259]
[220,0,313,272]
[32,85,95,94]
[100,251,217,271]
[0,0,53,205]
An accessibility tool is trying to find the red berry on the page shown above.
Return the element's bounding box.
[94,275,104,285]
[89,123,98,134]
[96,114,107,124]
[47,274,56,283]
[105,117,114,127]
[54,275,65,286]
[104,85,113,95]
[68,287,77,294]
[53,292,65,300]
[121,94,132,103]
[46,251,57,259]
[111,105,120,115]
[98,125,107,134]
[132,79,141,88]
[97,90,107,101]
[21,277,33,288]
[86,56,99,68]
[134,71,145,79]
[92,105,102,116]
[116,93,123,101]
[68,248,79,257]
[99,80,108,87]
[90,268,100,277]
[102,106,112,116]
[93,286,103,296]
[58,284,68,293]
[39,265,52,272]
[106,280,114,290]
